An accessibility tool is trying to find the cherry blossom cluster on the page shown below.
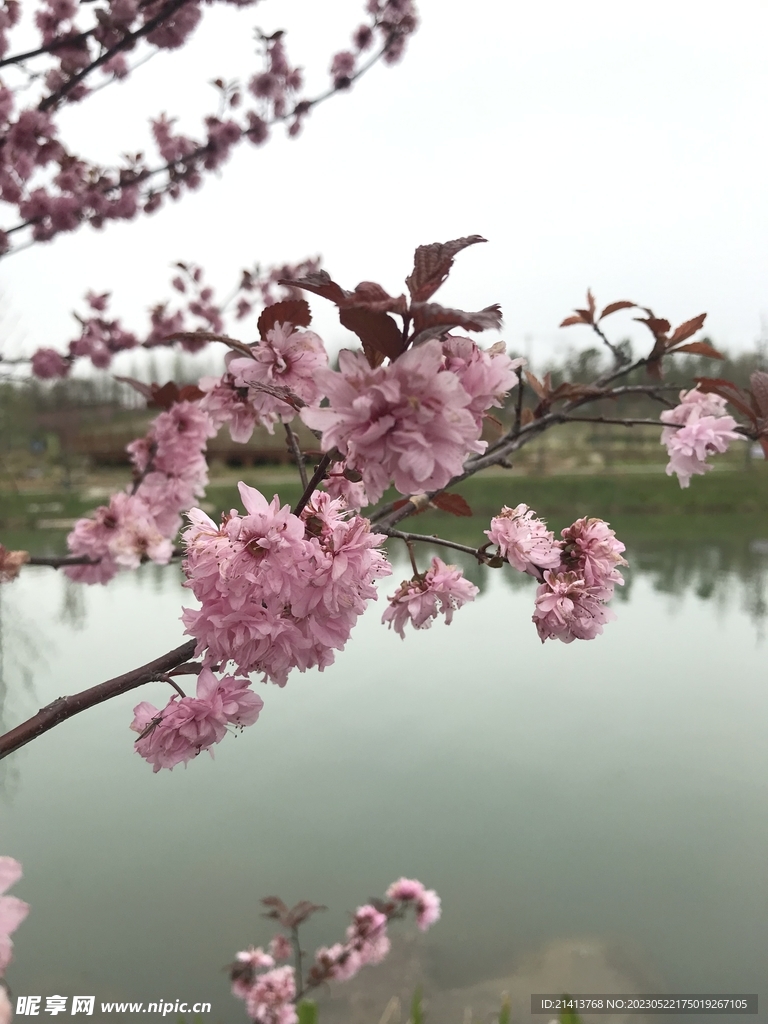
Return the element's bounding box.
[302,337,519,504]
[230,879,440,1023]
[0,857,28,976]
[64,398,215,583]
[660,387,742,488]
[486,505,627,643]
[26,257,320,379]
[181,484,392,685]
[130,667,263,771]
[383,556,479,637]
[0,0,420,255]
[200,319,328,438]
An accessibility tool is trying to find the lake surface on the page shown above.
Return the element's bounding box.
[1,526,767,1023]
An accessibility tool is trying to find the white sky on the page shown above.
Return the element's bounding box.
[1,0,767,370]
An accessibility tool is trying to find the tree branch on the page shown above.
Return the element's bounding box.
[0,639,197,760]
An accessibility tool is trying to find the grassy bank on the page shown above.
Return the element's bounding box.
[1,465,766,550]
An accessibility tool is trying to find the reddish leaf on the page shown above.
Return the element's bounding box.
[179,384,205,402]
[391,497,430,516]
[669,313,707,345]
[750,371,768,417]
[520,407,535,426]
[285,901,327,928]
[694,377,757,422]
[635,316,671,339]
[114,375,155,401]
[431,492,473,517]
[149,382,182,410]
[670,341,723,360]
[559,314,587,327]
[283,270,349,305]
[525,371,548,400]
[599,300,636,319]
[646,357,664,381]
[338,307,404,365]
[575,309,593,323]
[260,896,289,924]
[341,282,409,316]
[257,298,312,339]
[411,302,503,336]
[586,289,596,319]
[406,235,486,302]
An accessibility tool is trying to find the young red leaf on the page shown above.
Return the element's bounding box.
[431,492,473,517]
[341,282,409,316]
[586,289,596,318]
[671,341,724,360]
[338,307,404,365]
[599,300,636,319]
[282,270,349,305]
[285,901,327,928]
[524,371,548,400]
[411,302,503,337]
[694,377,757,421]
[669,313,707,345]
[113,375,155,401]
[257,298,312,339]
[406,235,486,302]
[635,316,671,339]
[178,384,205,402]
[750,370,768,417]
[560,314,587,327]
[149,382,182,410]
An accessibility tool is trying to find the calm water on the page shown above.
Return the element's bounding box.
[1,529,767,1023]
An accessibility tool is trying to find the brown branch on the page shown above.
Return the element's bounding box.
[381,527,489,562]
[284,423,308,490]
[39,0,194,112]
[0,639,197,760]
[293,452,333,516]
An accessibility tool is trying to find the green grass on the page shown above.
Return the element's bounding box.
[3,465,766,553]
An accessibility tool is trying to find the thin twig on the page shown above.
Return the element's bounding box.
[382,527,488,562]
[284,424,308,490]
[293,453,333,516]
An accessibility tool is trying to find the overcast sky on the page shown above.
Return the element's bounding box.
[2,0,767,371]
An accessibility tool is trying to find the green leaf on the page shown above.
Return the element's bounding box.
[560,1007,583,1024]
[498,992,511,1024]
[297,1000,318,1024]
[409,987,424,1024]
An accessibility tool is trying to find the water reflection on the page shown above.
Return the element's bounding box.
[0,528,766,1022]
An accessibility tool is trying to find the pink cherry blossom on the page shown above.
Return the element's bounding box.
[485,504,562,575]
[0,857,29,975]
[130,668,262,771]
[441,336,521,428]
[64,492,172,584]
[382,556,478,637]
[414,888,441,931]
[227,321,328,433]
[559,517,627,600]
[245,965,297,1024]
[231,947,276,1000]
[199,372,259,443]
[660,387,741,487]
[30,346,69,378]
[302,341,486,503]
[268,935,293,962]
[532,570,615,644]
[182,484,390,685]
[385,877,441,930]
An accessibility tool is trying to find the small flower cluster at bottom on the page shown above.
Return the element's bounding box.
[230,879,440,1024]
